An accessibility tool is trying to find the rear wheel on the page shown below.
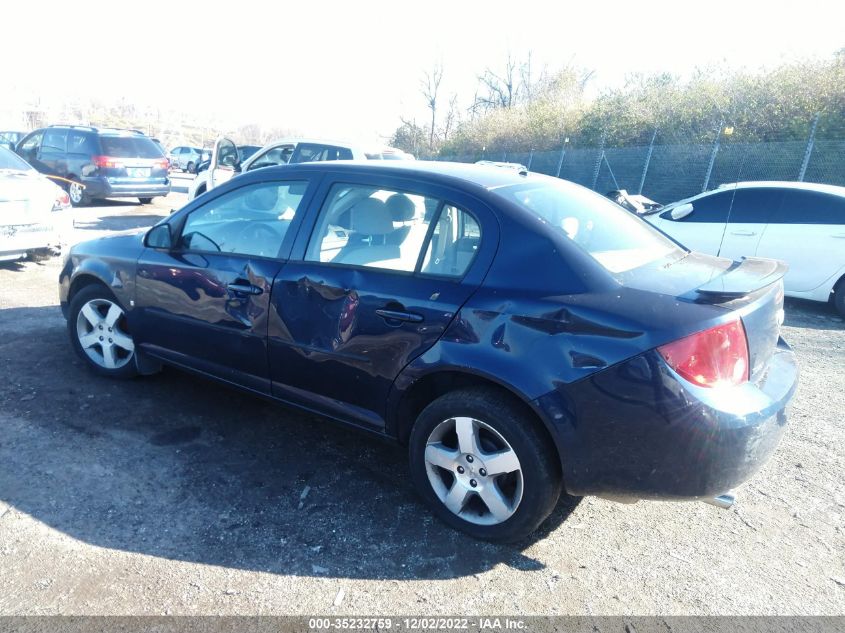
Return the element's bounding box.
[834,278,845,318]
[68,285,138,379]
[68,181,88,207]
[138,197,153,205]
[186,161,195,173]
[409,388,562,542]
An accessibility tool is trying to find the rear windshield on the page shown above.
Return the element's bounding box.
[0,146,34,171]
[99,136,163,158]
[492,178,683,273]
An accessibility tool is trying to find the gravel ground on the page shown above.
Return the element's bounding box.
[0,198,843,616]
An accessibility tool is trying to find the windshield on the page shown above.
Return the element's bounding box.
[0,146,34,171]
[492,178,683,273]
[99,136,164,158]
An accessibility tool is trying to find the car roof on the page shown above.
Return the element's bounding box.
[716,181,845,196]
[276,159,544,191]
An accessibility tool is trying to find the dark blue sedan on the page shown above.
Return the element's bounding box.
[59,161,798,541]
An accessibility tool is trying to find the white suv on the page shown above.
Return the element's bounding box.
[188,137,367,200]
[645,181,845,316]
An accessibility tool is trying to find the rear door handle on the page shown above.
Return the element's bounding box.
[730,230,757,236]
[227,281,263,295]
[376,308,424,323]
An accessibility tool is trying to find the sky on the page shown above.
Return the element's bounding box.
[2,0,843,144]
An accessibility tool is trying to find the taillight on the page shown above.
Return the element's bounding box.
[154,158,170,170]
[657,320,749,388]
[92,155,124,168]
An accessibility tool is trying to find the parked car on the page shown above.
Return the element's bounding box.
[59,161,797,541]
[645,181,845,316]
[168,146,205,173]
[0,146,69,261]
[365,146,416,160]
[194,145,261,176]
[188,137,369,200]
[15,125,170,207]
[0,130,27,149]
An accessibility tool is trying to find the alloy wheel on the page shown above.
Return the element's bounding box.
[69,182,84,205]
[424,416,523,526]
[75,298,135,369]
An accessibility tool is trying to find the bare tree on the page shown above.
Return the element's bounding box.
[441,94,459,142]
[421,63,443,151]
[475,53,518,111]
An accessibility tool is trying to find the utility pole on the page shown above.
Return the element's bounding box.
[798,113,819,182]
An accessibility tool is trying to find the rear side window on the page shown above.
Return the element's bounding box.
[728,188,784,223]
[664,190,733,223]
[67,132,97,155]
[771,190,845,225]
[493,178,681,273]
[99,136,163,158]
[291,144,354,163]
[305,183,480,277]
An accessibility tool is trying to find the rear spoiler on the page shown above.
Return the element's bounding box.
[696,257,788,298]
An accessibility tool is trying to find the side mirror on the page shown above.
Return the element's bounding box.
[146,224,173,249]
[670,203,694,220]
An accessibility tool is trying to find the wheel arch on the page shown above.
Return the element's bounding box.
[68,272,111,304]
[388,368,565,469]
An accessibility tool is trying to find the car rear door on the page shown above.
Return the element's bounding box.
[755,189,845,293]
[134,177,317,392]
[36,128,68,180]
[266,173,497,430]
[717,187,783,261]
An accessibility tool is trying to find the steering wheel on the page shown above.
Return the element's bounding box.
[236,222,281,256]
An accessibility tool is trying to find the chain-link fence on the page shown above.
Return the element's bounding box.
[437,130,845,204]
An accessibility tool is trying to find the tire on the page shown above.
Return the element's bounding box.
[68,285,138,379]
[138,197,153,205]
[408,387,562,542]
[834,279,845,319]
[186,161,195,174]
[68,180,89,207]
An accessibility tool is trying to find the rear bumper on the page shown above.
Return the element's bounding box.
[81,177,171,199]
[0,223,56,260]
[536,340,798,499]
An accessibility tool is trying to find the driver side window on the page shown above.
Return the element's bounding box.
[180,181,309,258]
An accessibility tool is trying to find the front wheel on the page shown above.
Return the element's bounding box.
[68,285,138,379]
[409,388,562,542]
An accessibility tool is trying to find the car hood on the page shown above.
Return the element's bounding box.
[70,230,147,259]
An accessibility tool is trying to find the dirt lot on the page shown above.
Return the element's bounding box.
[0,195,843,616]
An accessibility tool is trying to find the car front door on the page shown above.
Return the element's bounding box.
[133,177,316,391]
[266,174,496,430]
[755,189,845,293]
[717,187,782,261]
[208,137,240,190]
[653,189,733,255]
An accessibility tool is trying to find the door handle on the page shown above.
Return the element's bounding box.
[730,230,757,236]
[227,281,263,295]
[376,308,424,323]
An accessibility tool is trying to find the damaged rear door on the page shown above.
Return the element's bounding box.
[267,172,497,430]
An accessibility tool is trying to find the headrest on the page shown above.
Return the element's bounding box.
[288,181,308,195]
[246,185,279,211]
[385,193,416,221]
[350,198,394,235]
